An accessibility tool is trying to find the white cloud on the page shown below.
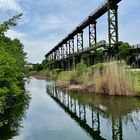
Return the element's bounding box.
[5,29,63,63]
[22,35,62,63]
[0,0,23,12]
[33,14,78,35]
[40,15,71,31]
[5,29,26,40]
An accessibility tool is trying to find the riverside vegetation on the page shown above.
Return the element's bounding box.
[0,14,29,127]
[53,60,140,96]
[32,60,140,96]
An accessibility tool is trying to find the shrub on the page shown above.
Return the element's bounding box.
[76,59,87,76]
[57,71,77,81]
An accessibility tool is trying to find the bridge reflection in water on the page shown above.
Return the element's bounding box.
[46,83,140,140]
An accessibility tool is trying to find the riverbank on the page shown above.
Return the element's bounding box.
[57,79,95,93]
[30,71,94,92]
[31,61,140,96]
[30,70,53,80]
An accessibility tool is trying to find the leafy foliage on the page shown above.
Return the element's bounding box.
[0,14,22,36]
[116,42,135,64]
[76,59,87,76]
[32,63,44,72]
[0,14,28,114]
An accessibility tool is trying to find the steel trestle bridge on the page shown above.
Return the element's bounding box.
[45,0,121,70]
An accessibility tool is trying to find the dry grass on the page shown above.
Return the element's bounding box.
[94,61,139,96]
[57,80,70,89]
[31,70,47,79]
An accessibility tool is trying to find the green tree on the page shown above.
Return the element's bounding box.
[76,59,87,76]
[0,14,28,113]
[0,14,23,35]
[116,42,135,64]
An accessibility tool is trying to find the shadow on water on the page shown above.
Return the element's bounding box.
[0,92,31,140]
[46,83,140,140]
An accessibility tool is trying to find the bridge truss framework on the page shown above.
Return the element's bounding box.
[45,0,121,70]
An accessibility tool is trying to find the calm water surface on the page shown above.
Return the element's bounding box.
[1,77,140,140]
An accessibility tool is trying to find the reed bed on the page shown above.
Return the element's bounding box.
[94,61,139,96]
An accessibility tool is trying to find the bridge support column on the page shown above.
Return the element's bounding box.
[77,31,84,53]
[61,46,65,70]
[69,38,75,70]
[65,43,69,70]
[108,1,118,51]
[89,21,97,47]
[56,49,61,69]
[53,51,57,69]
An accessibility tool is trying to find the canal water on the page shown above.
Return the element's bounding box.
[1,77,140,140]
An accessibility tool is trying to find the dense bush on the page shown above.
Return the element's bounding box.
[57,59,93,86]
[75,59,87,76]
[116,42,135,64]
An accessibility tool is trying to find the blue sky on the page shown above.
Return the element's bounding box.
[0,0,140,63]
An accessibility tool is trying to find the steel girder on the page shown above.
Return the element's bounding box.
[56,48,61,60]
[63,43,68,59]
[53,51,57,60]
[108,0,118,48]
[89,21,97,47]
[48,55,51,61]
[69,38,74,55]
[77,31,84,52]
[68,38,75,69]
[51,51,57,61]
[65,43,68,58]
[61,46,64,59]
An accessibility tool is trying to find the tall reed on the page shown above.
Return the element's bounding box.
[94,61,139,96]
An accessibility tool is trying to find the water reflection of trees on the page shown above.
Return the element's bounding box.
[46,84,140,140]
[0,92,31,140]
